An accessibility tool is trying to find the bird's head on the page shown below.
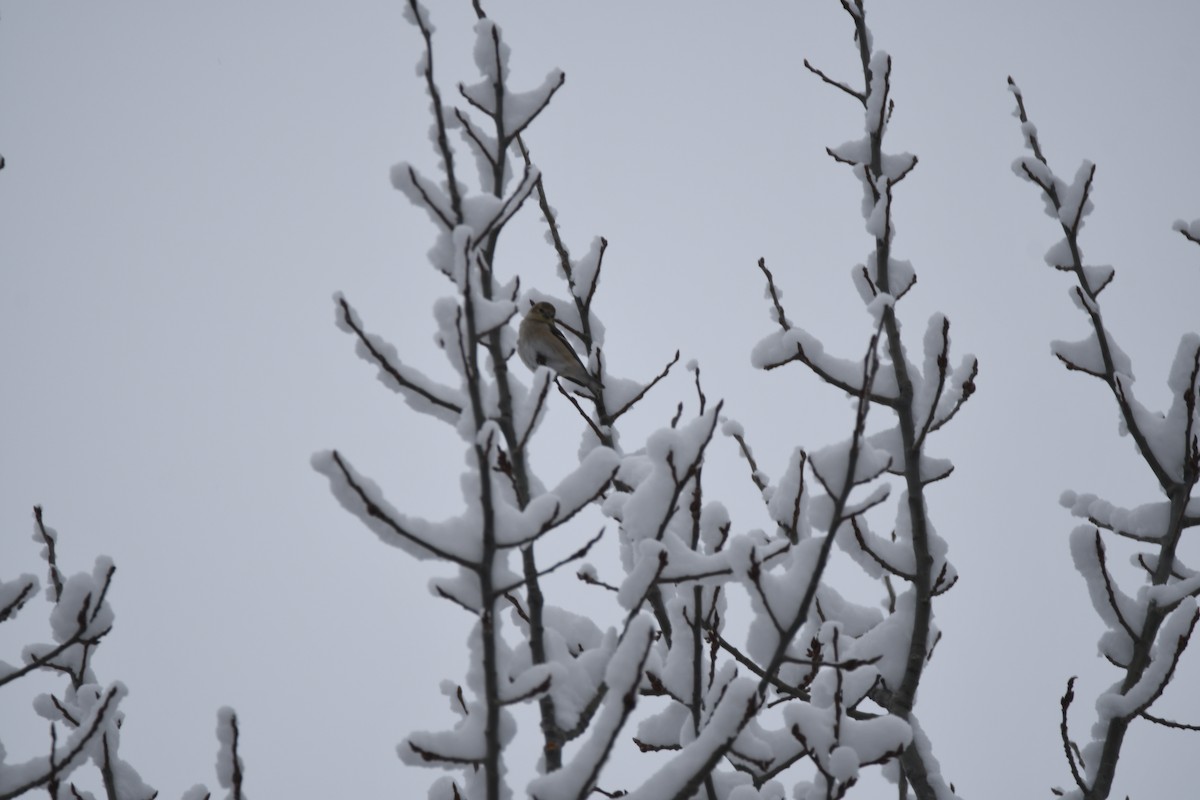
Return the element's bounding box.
[528,301,557,322]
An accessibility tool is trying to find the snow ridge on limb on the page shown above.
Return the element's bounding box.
[1011,79,1200,800]
[1173,217,1200,246]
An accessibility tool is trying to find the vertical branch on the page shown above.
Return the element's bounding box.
[459,237,506,800]
[404,0,464,225]
[841,5,942,796]
[687,467,719,800]
[465,8,565,771]
[788,3,965,796]
[1010,80,1200,800]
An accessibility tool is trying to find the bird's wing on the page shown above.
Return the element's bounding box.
[550,322,589,370]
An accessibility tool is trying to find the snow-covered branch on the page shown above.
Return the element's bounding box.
[747,4,970,797]
[1,509,244,799]
[1011,80,1200,800]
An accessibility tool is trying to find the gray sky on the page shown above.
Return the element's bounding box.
[3,1,1199,797]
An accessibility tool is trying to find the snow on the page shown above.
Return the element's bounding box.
[633,695,691,751]
[526,615,654,800]
[618,410,720,555]
[502,71,566,138]
[401,0,434,34]
[1080,265,1114,295]
[864,52,891,137]
[879,257,916,298]
[24,559,116,685]
[1020,120,1036,146]
[865,192,891,241]
[0,574,37,623]
[1060,491,1171,541]
[1057,161,1096,229]
[1113,373,1186,473]
[740,537,826,660]
[1092,598,1198,723]
[215,707,244,795]
[463,124,507,197]
[532,611,609,730]
[334,293,467,426]
[0,683,129,799]
[390,161,456,229]
[501,663,553,704]
[1069,526,1140,665]
[765,447,809,541]
[1172,217,1200,239]
[617,540,667,610]
[402,628,519,798]
[499,446,617,547]
[728,783,785,800]
[850,595,915,690]
[434,295,471,375]
[620,678,758,800]
[752,326,898,397]
[511,369,553,447]
[813,585,884,637]
[828,746,860,782]
[599,374,649,415]
[469,294,518,337]
[865,292,895,325]
[1153,333,1200,479]
[829,137,870,166]
[459,76,499,117]
[837,513,915,577]
[472,20,510,85]
[1043,237,1075,269]
[896,713,959,800]
[1144,575,1200,609]
[882,151,917,181]
[311,449,489,564]
[866,427,953,484]
[105,748,156,800]
[1051,329,1131,379]
[1165,332,1200,394]
[569,237,606,304]
[912,314,945,419]
[809,439,890,501]
[1012,155,1054,192]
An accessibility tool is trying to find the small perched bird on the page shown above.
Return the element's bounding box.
[518,301,598,392]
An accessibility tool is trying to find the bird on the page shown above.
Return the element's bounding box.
[517,301,599,393]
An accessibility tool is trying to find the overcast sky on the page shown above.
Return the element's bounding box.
[3,1,1199,797]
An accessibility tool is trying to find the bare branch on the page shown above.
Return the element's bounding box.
[34,506,64,601]
[1059,677,1087,794]
[803,58,864,103]
[405,0,462,223]
[608,350,682,422]
[756,258,792,332]
[1141,710,1200,731]
[492,528,607,596]
[1092,529,1140,642]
